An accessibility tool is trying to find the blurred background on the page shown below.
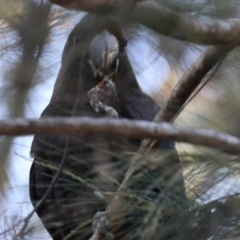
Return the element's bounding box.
[1,0,240,239]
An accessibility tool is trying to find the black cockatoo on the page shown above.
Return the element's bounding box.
[29,13,187,240]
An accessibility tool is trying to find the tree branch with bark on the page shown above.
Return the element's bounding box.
[49,0,240,46]
[0,117,240,155]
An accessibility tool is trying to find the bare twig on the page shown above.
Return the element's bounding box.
[14,136,70,239]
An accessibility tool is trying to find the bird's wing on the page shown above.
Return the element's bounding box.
[30,103,117,239]
[113,50,187,207]
[123,91,175,150]
[118,91,188,210]
[125,91,160,121]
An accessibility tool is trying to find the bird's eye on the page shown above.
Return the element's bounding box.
[121,38,128,48]
[73,36,78,45]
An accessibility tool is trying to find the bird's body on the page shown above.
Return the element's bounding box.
[29,13,187,240]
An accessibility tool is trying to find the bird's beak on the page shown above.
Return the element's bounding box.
[88,30,119,79]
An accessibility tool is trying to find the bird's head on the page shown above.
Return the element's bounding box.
[88,29,121,79]
[52,14,137,104]
[62,14,127,79]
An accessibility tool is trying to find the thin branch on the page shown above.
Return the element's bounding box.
[118,2,240,46]
[171,60,223,123]
[14,136,70,239]
[49,0,240,46]
[0,117,240,155]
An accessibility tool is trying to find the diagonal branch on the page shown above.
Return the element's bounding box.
[139,45,234,153]
[89,45,235,239]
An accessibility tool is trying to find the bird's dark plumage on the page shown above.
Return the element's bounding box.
[29,13,187,240]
